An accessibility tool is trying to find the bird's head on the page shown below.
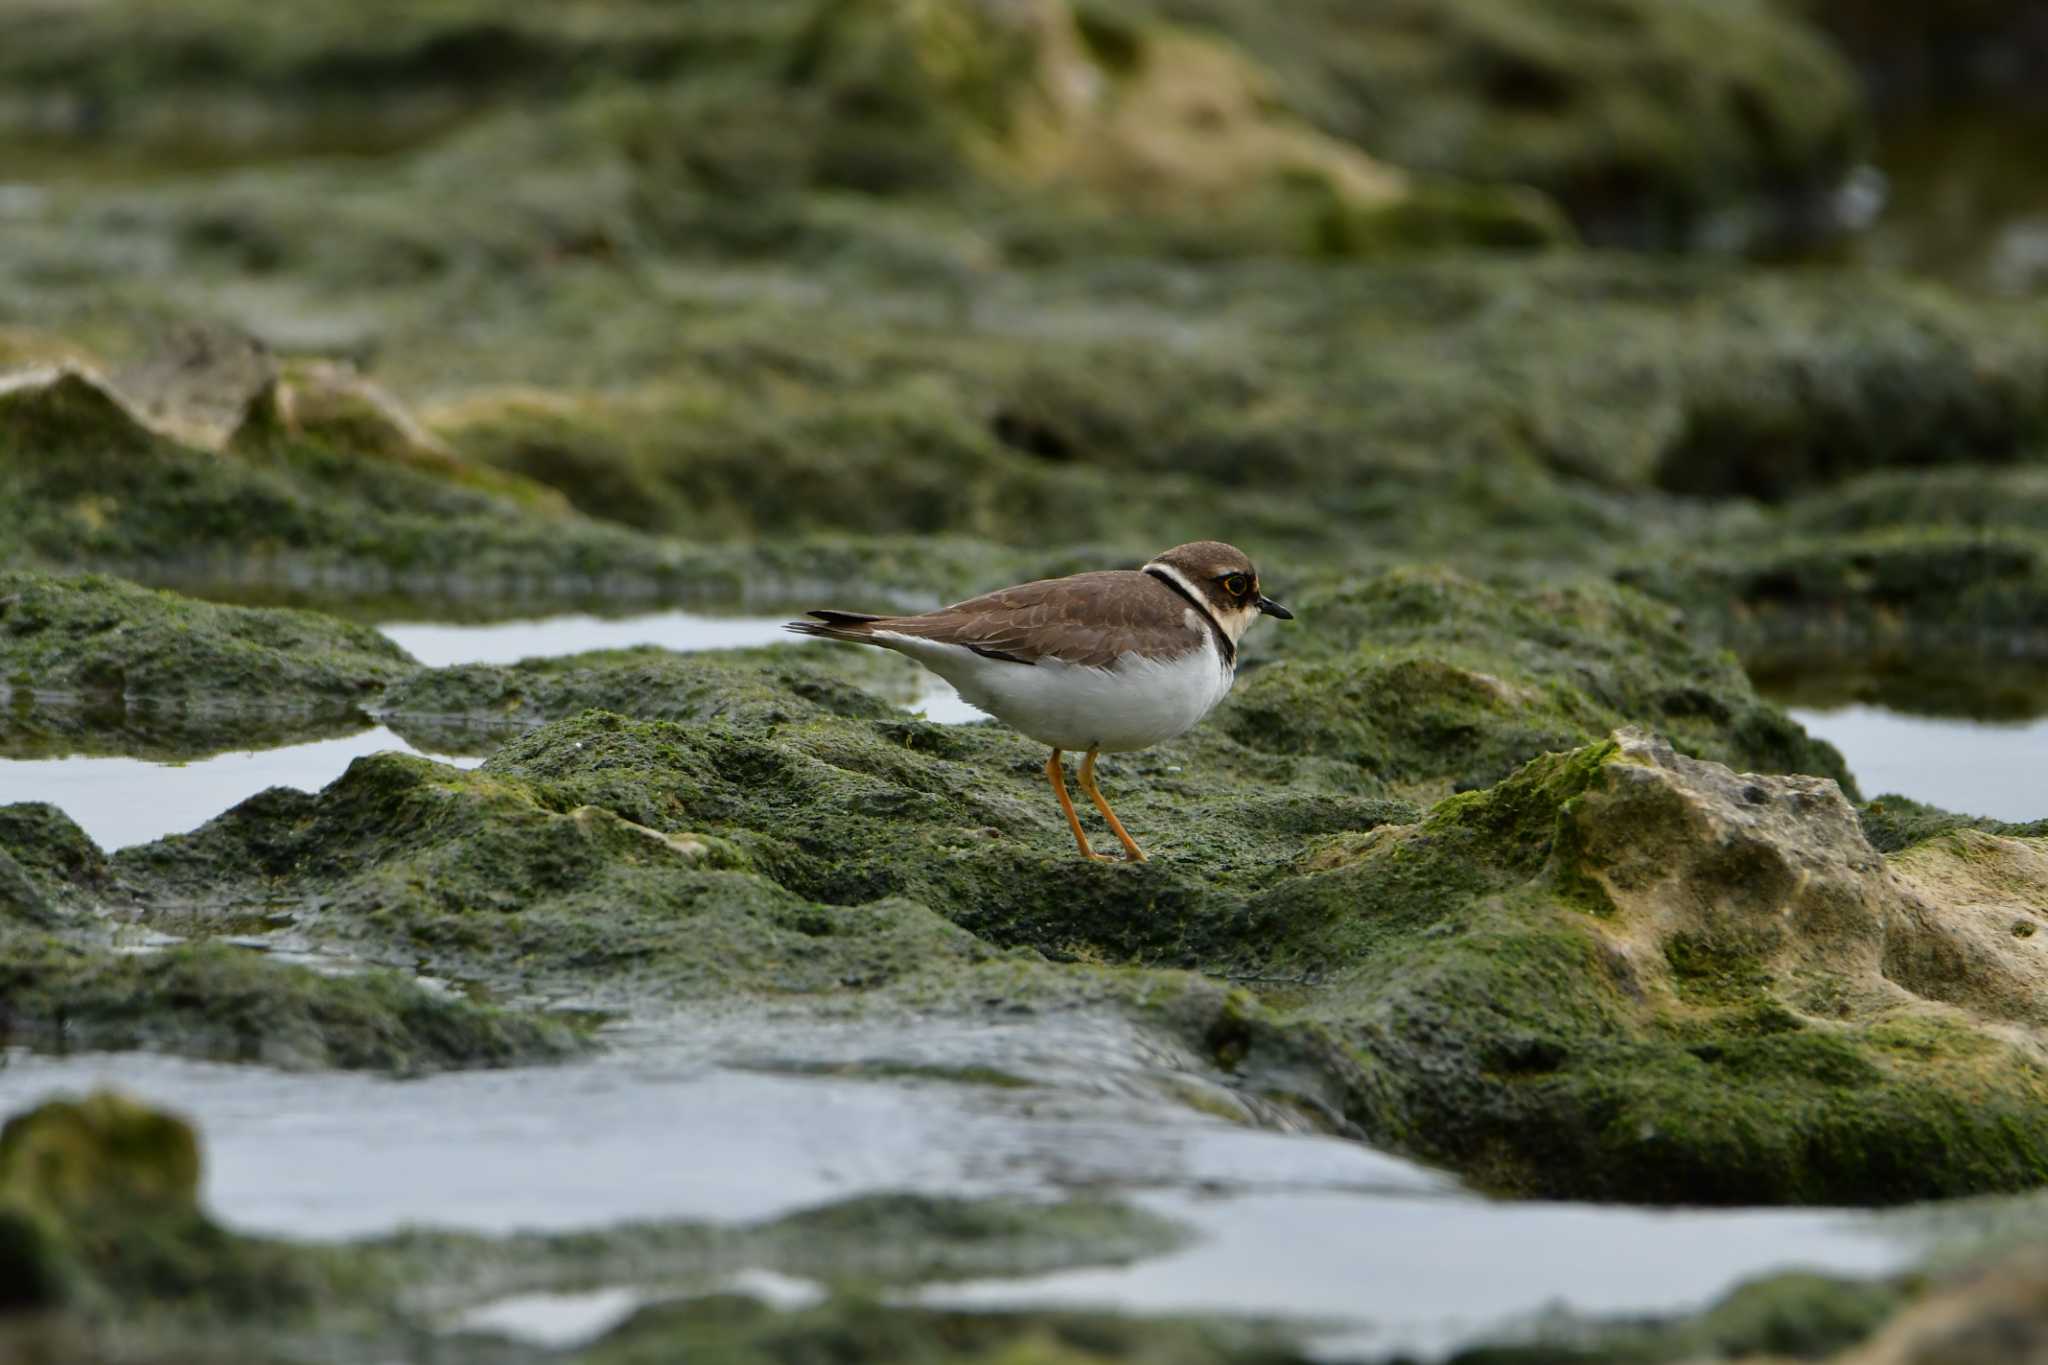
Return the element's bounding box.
[1144,541,1292,645]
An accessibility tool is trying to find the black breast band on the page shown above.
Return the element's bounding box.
[1144,567,1235,669]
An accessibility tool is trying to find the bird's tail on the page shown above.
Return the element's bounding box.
[784,609,888,644]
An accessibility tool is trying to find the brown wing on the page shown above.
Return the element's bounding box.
[875,570,1207,668]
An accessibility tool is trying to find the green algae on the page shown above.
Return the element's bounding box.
[0,803,109,925]
[0,569,413,707]
[0,1091,334,1320]
[0,799,590,1073]
[1227,568,1854,800]
[1858,796,2048,856]
[1625,527,2048,657]
[81,667,2048,1205]
[0,372,702,606]
[1131,0,1864,251]
[0,940,590,1073]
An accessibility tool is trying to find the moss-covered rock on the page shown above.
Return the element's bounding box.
[1127,0,1866,251]
[0,803,588,1073]
[1650,277,2048,501]
[89,636,2048,1205]
[788,0,1568,254]
[376,644,919,753]
[1859,796,2048,856]
[0,803,108,926]
[113,742,1008,1003]
[1288,731,2048,1203]
[1229,567,1854,800]
[0,366,701,606]
[0,939,588,1072]
[0,1090,326,1317]
[1623,528,2048,657]
[1448,1268,1909,1362]
[0,569,413,706]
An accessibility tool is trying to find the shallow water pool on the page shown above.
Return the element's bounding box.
[0,1014,1919,1360]
[0,608,985,850]
[1790,704,2047,822]
[0,725,485,850]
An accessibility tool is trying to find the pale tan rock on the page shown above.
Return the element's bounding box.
[1569,731,2048,1057]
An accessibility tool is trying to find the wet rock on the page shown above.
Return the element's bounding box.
[115,743,1003,1005]
[92,679,2048,1201]
[426,376,1263,549]
[1827,1248,2048,1365]
[1228,567,1854,800]
[0,569,414,707]
[231,360,568,515]
[0,365,161,461]
[0,802,589,1073]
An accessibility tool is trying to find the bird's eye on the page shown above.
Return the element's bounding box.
[1222,574,1249,597]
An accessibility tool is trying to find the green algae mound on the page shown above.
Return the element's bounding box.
[88,625,2048,1204]
[0,797,589,1072]
[0,802,110,927]
[1122,0,1865,251]
[0,940,590,1072]
[1283,731,2048,1203]
[0,1090,325,1317]
[0,568,414,707]
[0,366,694,605]
[1231,567,1855,800]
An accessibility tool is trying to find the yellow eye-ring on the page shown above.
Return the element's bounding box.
[1223,574,1249,597]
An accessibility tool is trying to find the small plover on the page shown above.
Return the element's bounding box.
[787,541,1292,861]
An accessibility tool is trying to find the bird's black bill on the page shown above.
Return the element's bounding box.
[1257,596,1294,620]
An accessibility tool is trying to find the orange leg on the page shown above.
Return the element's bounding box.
[1046,749,1112,861]
[1079,748,1147,863]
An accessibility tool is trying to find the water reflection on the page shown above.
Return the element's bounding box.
[382,610,800,668]
[0,726,483,850]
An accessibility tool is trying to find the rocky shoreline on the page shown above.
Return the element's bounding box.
[6,0,2048,1358]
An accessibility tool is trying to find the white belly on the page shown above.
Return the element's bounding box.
[877,633,1232,752]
